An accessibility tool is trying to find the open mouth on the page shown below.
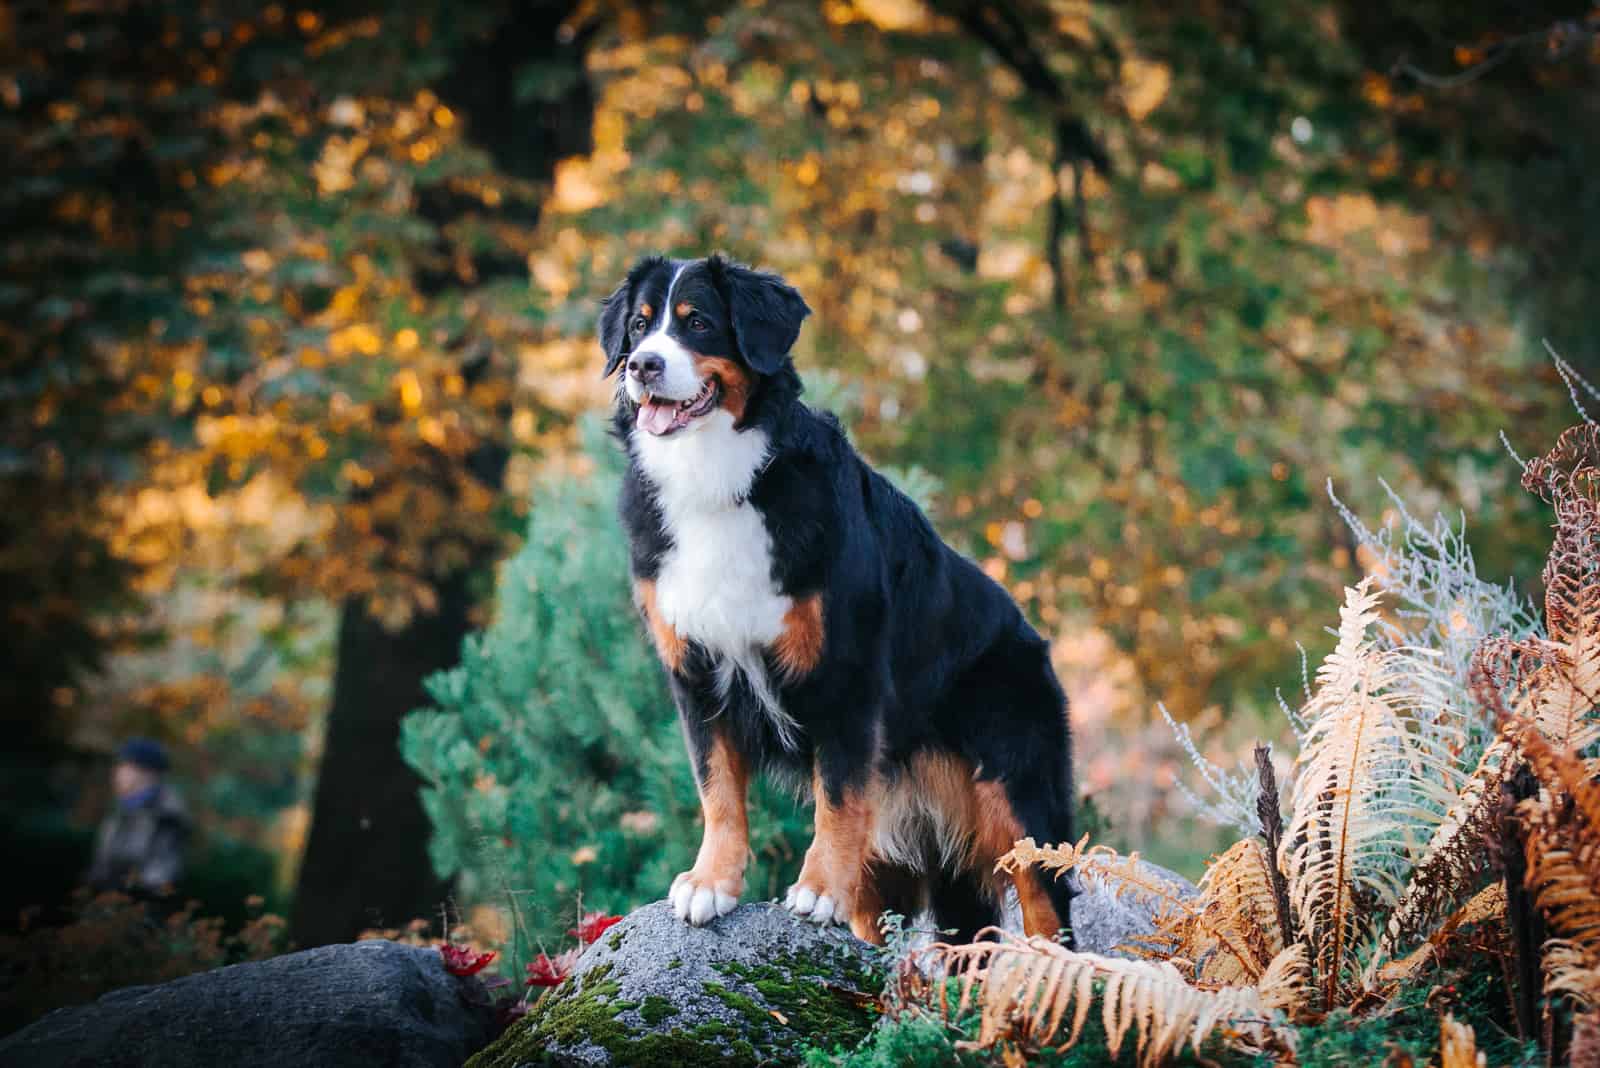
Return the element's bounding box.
[636,377,720,437]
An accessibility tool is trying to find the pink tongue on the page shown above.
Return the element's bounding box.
[637,401,679,435]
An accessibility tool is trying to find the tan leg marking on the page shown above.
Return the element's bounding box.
[772,594,825,679]
[786,765,879,928]
[670,733,750,925]
[692,355,753,423]
[850,870,887,945]
[971,779,1063,939]
[634,579,687,674]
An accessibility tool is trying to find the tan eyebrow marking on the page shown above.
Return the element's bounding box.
[638,302,653,318]
[676,301,693,318]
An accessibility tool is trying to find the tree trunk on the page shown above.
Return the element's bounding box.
[289,0,595,947]
[290,576,470,945]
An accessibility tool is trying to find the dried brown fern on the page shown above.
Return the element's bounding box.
[1572,1010,1600,1068]
[1256,943,1313,1021]
[1282,578,1454,1006]
[1544,940,1600,1013]
[1173,838,1284,984]
[1515,725,1600,980]
[1000,836,1272,983]
[934,422,1600,1065]
[1439,1013,1486,1068]
[915,930,1294,1067]
[1000,837,1199,926]
[1368,736,1513,978]
[1477,422,1600,755]
[1371,882,1507,990]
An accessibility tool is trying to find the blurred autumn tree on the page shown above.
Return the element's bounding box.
[1,0,595,940]
[2,0,1595,938]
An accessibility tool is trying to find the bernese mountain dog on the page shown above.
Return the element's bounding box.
[601,254,1075,945]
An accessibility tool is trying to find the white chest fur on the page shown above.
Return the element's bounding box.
[634,411,800,745]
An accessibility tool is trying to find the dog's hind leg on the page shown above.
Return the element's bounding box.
[928,865,1003,945]
[851,858,922,944]
[938,628,1077,943]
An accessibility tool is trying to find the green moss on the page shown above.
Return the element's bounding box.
[464,963,634,1067]
[667,958,683,970]
[1294,967,1539,1068]
[710,959,879,1048]
[469,944,881,1068]
[639,994,679,1026]
[607,927,627,951]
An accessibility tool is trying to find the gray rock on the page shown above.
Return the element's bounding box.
[0,940,497,1068]
[1067,858,1198,957]
[469,901,881,1068]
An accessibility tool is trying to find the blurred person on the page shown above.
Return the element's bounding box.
[86,738,190,895]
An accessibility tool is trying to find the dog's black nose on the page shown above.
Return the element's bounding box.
[628,353,665,383]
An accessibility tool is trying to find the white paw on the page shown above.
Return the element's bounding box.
[783,883,841,925]
[670,872,738,926]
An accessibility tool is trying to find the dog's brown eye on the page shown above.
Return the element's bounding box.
[688,315,708,332]
[630,315,648,334]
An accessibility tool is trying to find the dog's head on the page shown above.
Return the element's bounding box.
[599,254,810,437]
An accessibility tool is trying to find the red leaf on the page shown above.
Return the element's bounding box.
[524,948,580,987]
[440,944,497,977]
[567,911,623,945]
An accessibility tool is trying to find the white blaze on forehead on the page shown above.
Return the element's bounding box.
[628,261,701,402]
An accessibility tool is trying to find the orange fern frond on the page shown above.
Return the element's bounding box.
[916,931,1293,1067]
[1000,836,1271,980]
[1371,883,1507,991]
[1439,1013,1486,1068]
[1256,944,1313,1022]
[1544,940,1600,1013]
[1169,838,1285,985]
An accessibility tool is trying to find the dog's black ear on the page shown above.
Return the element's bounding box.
[598,281,630,378]
[710,255,811,376]
[598,256,666,377]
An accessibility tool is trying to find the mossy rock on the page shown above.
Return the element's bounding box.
[468,902,882,1068]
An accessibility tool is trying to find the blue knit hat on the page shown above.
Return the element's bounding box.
[116,737,170,773]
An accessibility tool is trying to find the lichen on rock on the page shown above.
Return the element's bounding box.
[468,902,882,1068]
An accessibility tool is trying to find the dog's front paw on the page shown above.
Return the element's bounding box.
[783,880,850,926]
[670,870,741,926]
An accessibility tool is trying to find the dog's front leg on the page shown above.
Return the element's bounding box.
[785,755,878,929]
[670,727,750,926]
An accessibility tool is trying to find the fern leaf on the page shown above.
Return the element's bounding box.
[1439,1013,1486,1068]
[918,932,1293,1067]
[1517,732,1600,959]
[1371,882,1507,990]
[1544,940,1600,1012]
[1000,836,1269,980]
[1257,944,1313,1021]
[1170,838,1284,984]
[1283,578,1450,1005]
[1369,737,1512,975]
